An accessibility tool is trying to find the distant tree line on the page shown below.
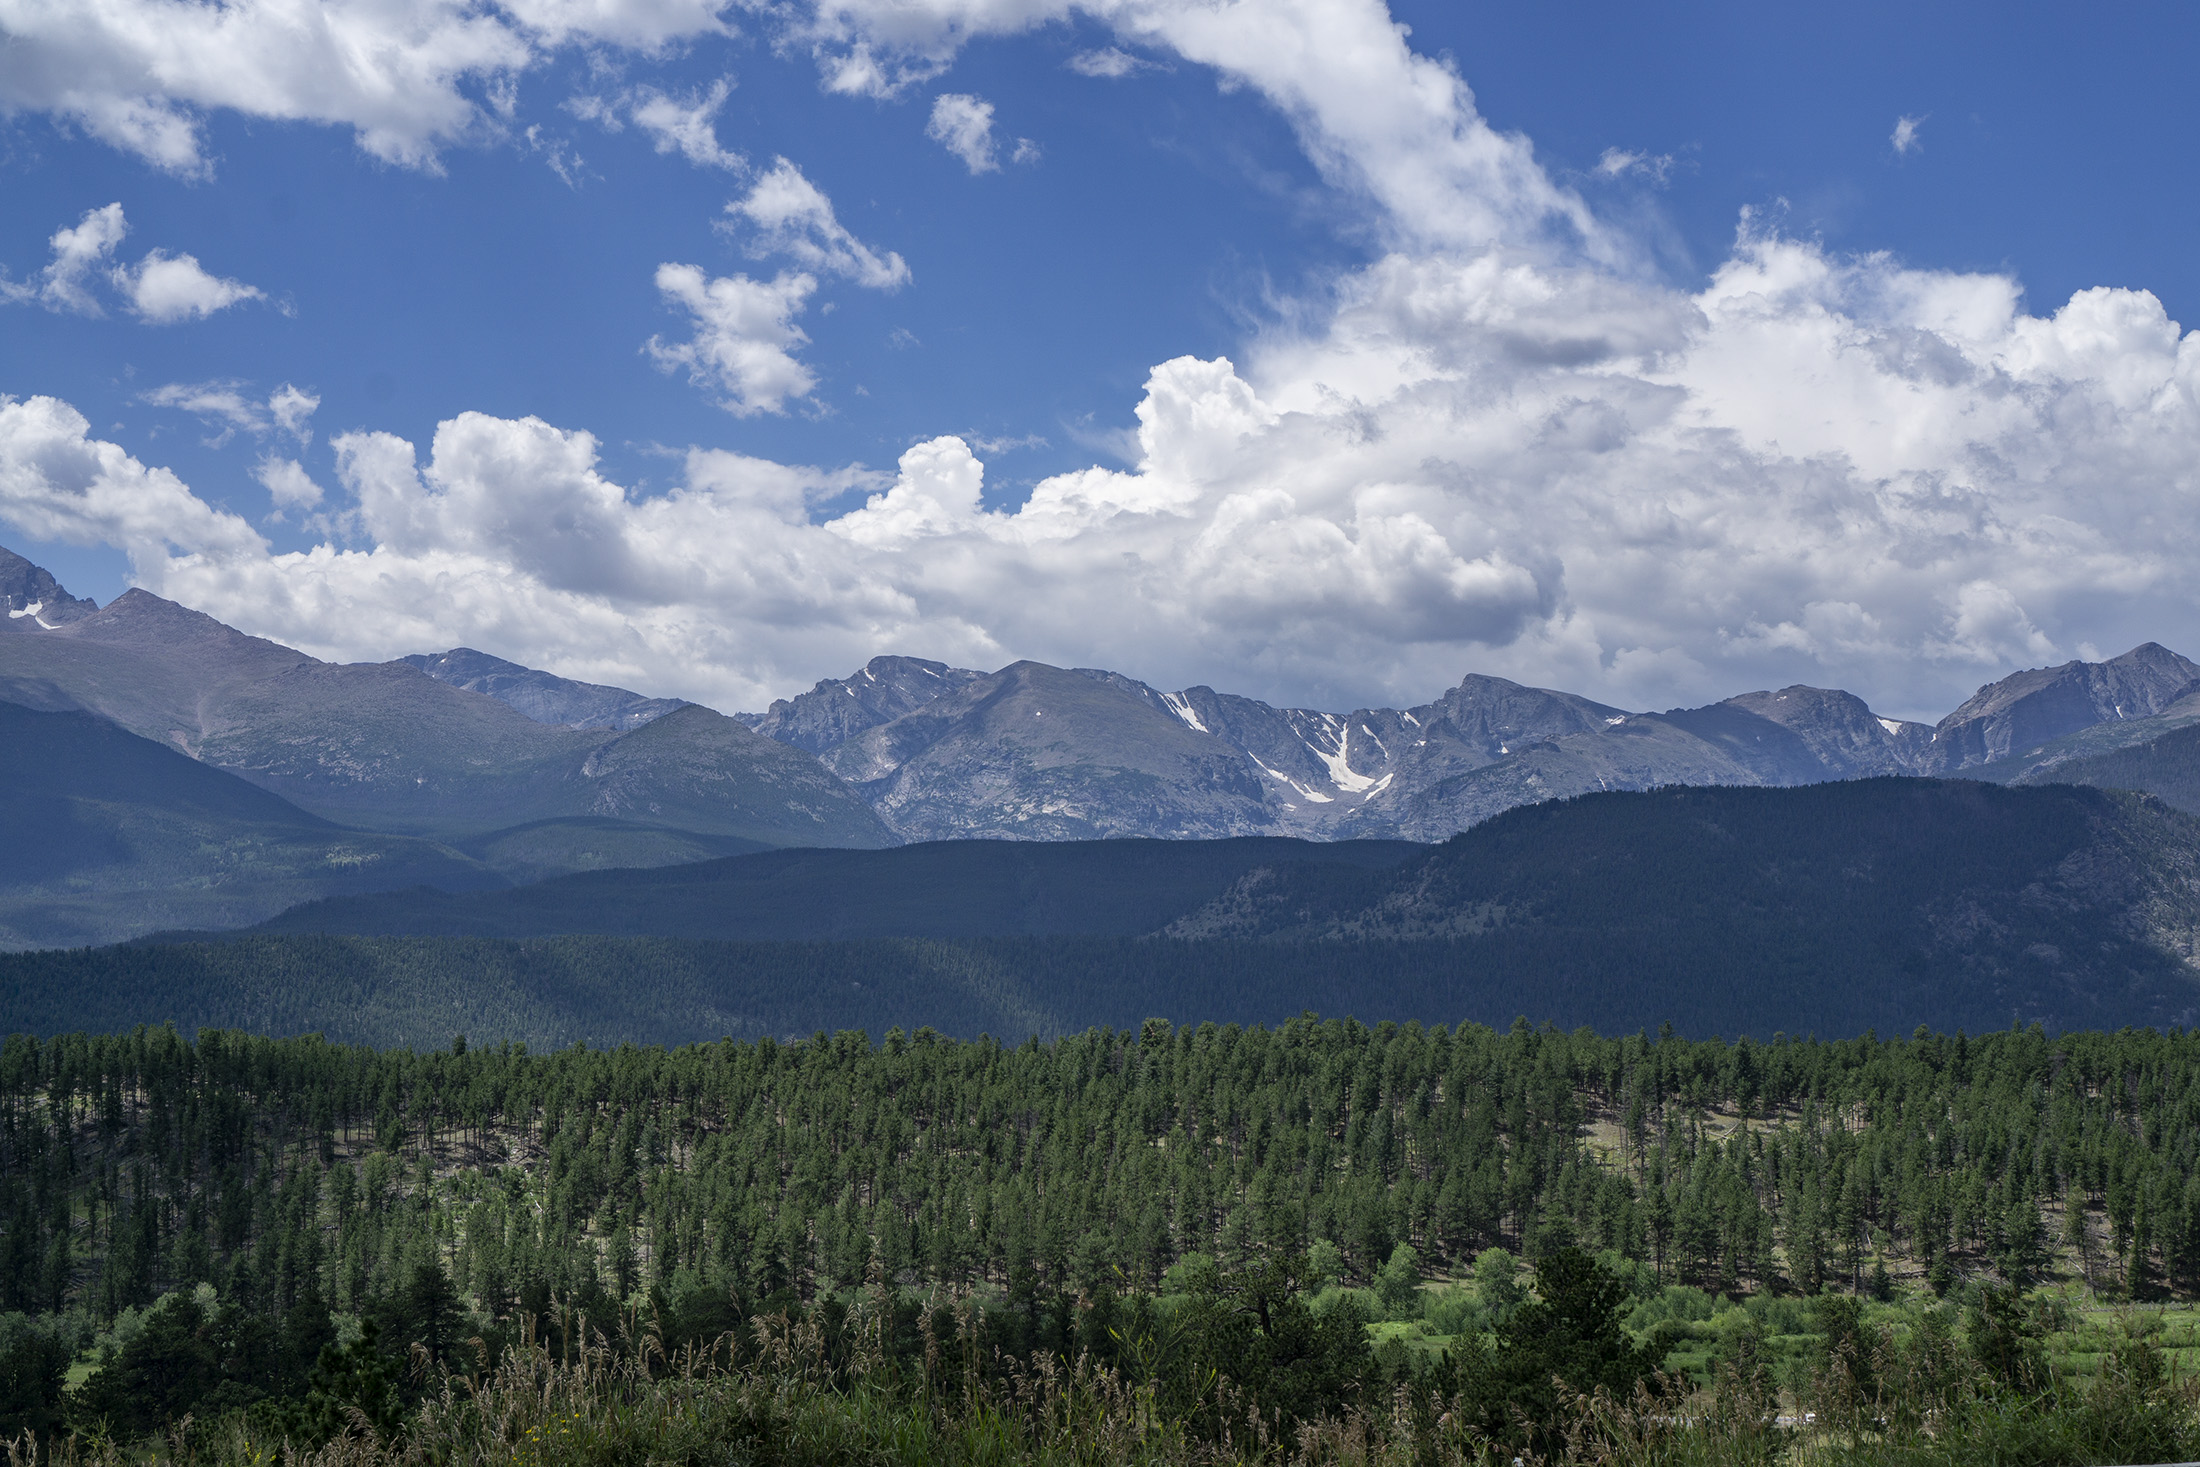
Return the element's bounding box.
[5,917,2178,1052]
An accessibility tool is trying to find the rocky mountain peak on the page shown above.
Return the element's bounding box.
[739,655,987,753]
[61,588,317,682]
[0,545,98,626]
[1721,684,1932,776]
[1926,642,2200,771]
[400,647,688,731]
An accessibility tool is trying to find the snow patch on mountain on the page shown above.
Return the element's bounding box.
[1309,717,1378,794]
[1161,691,1209,733]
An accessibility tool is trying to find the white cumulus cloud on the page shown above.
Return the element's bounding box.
[1892,114,1926,155]
[0,0,734,174]
[269,384,321,442]
[115,250,265,323]
[0,204,129,314]
[650,162,902,416]
[723,158,910,289]
[8,217,2200,726]
[646,264,820,416]
[0,395,268,560]
[3,204,263,322]
[925,93,1000,173]
[6,0,2200,725]
[254,456,326,510]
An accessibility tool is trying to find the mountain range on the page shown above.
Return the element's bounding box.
[0,700,502,949]
[10,539,2200,951]
[729,641,2200,843]
[0,555,891,854]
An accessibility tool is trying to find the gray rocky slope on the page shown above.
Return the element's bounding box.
[1921,643,2200,770]
[734,646,2200,843]
[401,647,690,731]
[11,543,2200,852]
[0,555,893,864]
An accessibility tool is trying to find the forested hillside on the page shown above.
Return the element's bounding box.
[2021,720,2200,816]
[29,778,2184,1051]
[1170,780,2200,1026]
[240,837,1423,942]
[1,1022,2197,1459]
[6,912,2199,1051]
[174,781,2200,1046]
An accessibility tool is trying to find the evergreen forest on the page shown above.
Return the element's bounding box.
[6,918,2194,1053]
[3,1018,2200,1463]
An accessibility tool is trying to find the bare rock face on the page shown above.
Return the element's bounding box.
[1720,685,1933,777]
[1923,643,2200,772]
[737,656,987,753]
[402,647,687,731]
[820,661,1281,840]
[0,545,97,625]
[737,656,1988,845]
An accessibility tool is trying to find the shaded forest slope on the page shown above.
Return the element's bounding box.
[1170,780,2200,1030]
[237,836,1424,941]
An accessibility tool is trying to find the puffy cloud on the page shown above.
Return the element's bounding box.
[6,0,2200,723]
[1892,114,1925,155]
[724,158,910,289]
[3,205,263,322]
[115,249,265,322]
[6,212,2194,723]
[0,0,731,173]
[1,204,128,314]
[831,436,990,546]
[0,395,267,560]
[268,384,321,443]
[336,414,644,590]
[254,456,324,510]
[646,264,819,415]
[925,92,1002,173]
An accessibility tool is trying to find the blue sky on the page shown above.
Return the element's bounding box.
[1450,3,2199,320]
[3,0,2198,720]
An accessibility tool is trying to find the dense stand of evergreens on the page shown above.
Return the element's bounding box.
[235,836,1426,942]
[2034,720,2200,815]
[0,1020,2199,1461]
[9,919,2193,1053]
